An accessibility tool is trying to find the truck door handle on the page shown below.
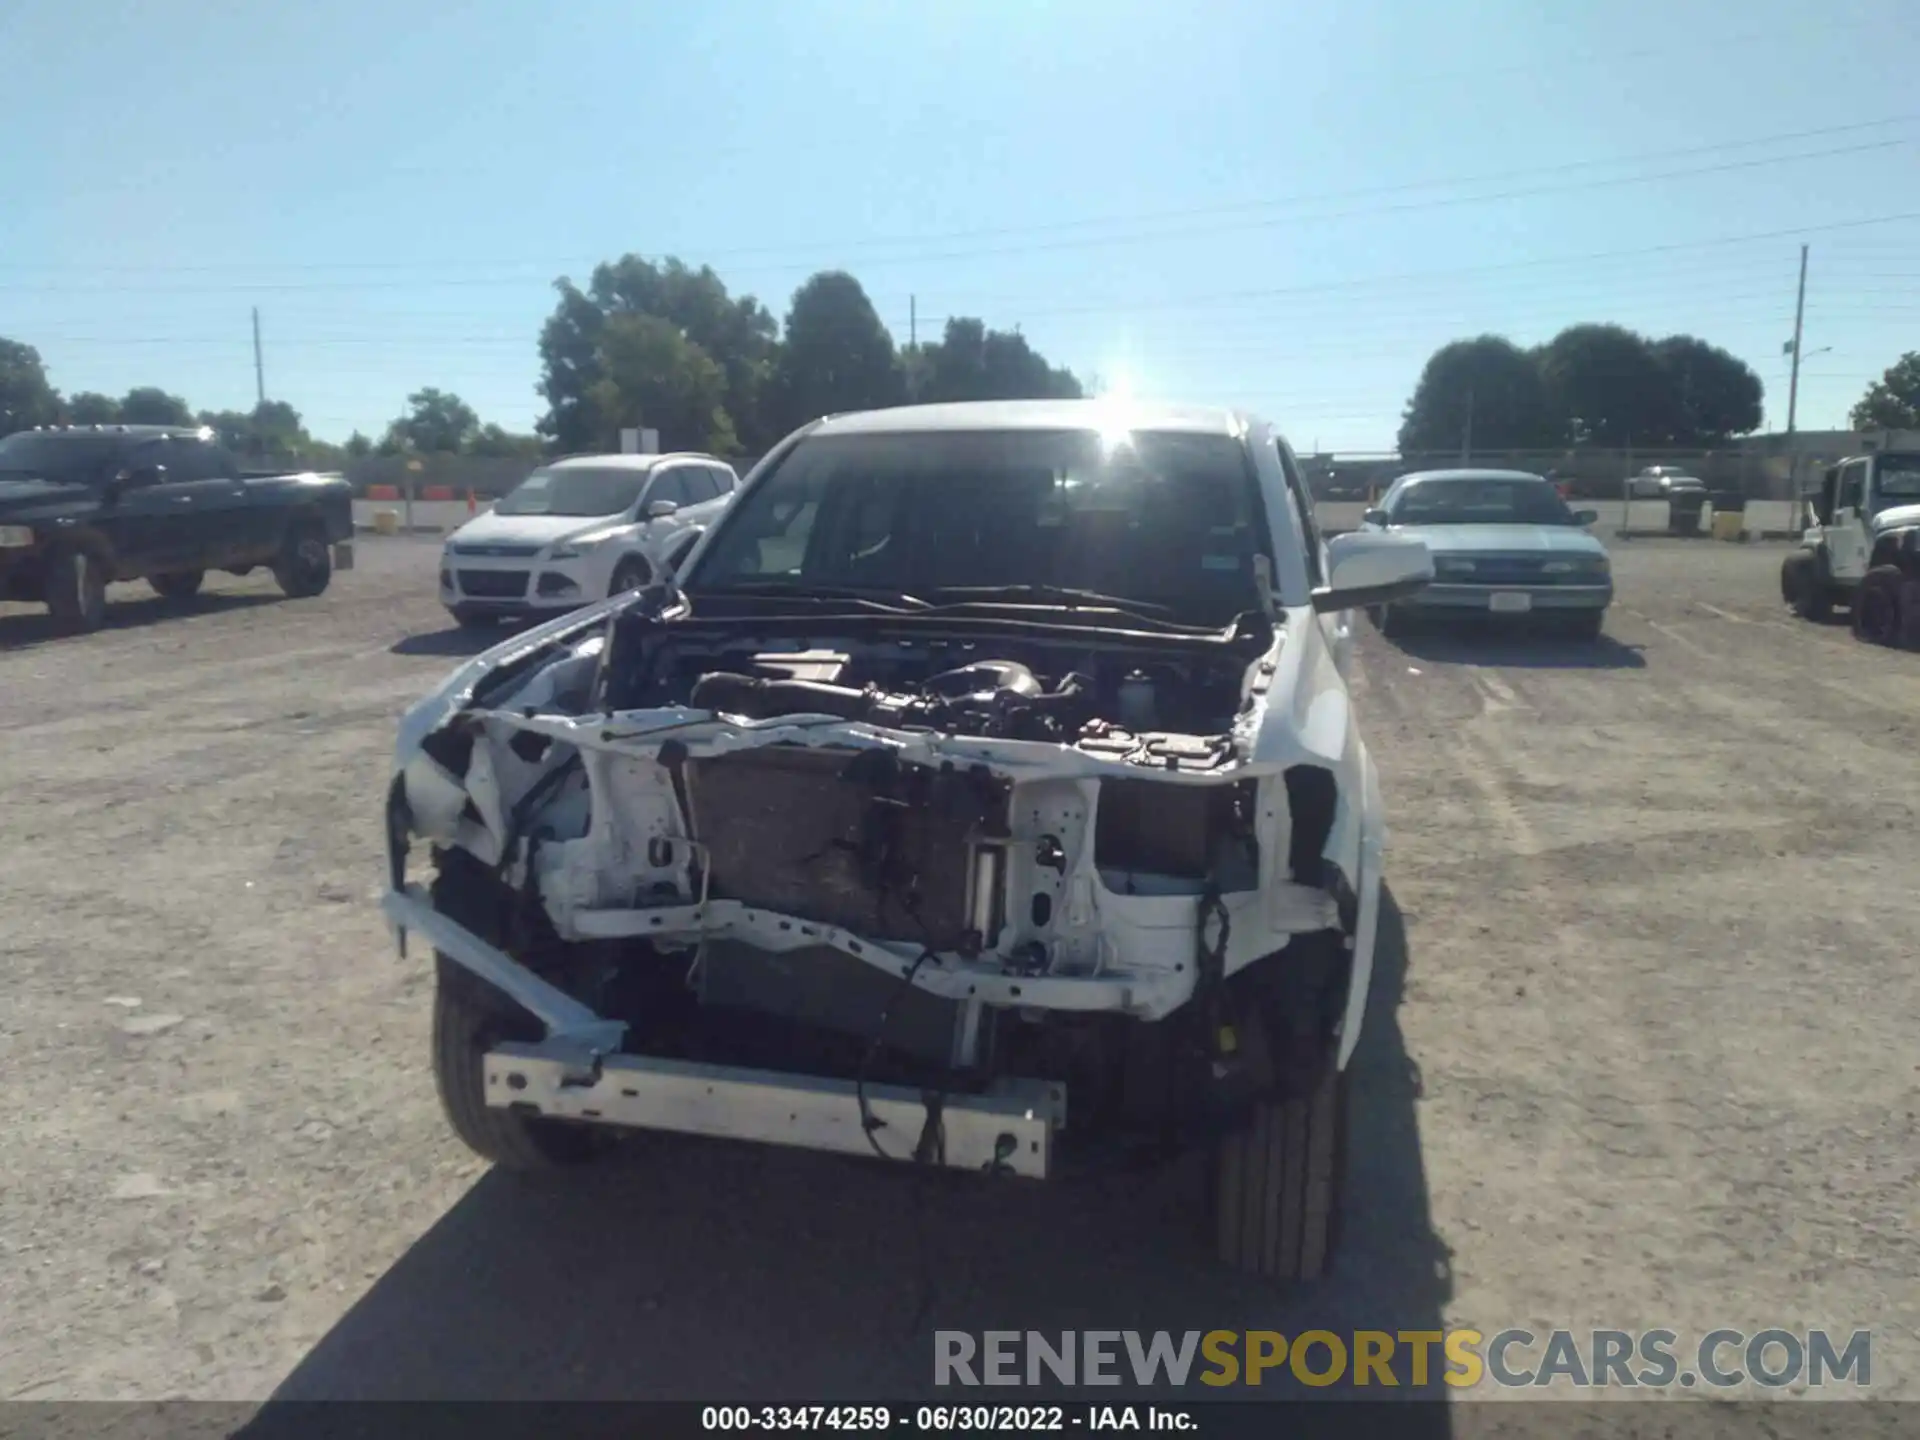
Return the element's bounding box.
[171,496,193,503]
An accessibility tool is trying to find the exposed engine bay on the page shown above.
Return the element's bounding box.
[386,590,1380,1176]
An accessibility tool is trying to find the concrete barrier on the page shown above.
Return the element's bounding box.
[352,498,489,534]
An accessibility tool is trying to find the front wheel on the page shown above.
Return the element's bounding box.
[150,569,205,600]
[272,522,332,599]
[608,555,651,596]
[1851,565,1909,647]
[431,958,611,1170]
[1213,1057,1347,1282]
[44,547,109,633]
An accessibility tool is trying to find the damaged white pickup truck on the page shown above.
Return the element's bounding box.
[383,400,1431,1281]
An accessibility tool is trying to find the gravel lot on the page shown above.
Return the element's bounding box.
[1,536,1915,1408]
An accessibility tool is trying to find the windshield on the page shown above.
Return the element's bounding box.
[687,429,1270,627]
[0,432,123,481]
[494,466,648,517]
[1388,477,1578,526]
[1875,456,1920,506]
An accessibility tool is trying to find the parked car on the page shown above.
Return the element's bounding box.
[0,424,353,633]
[438,452,737,628]
[382,399,1432,1282]
[1781,450,1920,645]
[1359,468,1611,639]
[1627,465,1709,501]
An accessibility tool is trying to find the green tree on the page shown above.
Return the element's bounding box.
[1651,335,1762,442]
[1850,352,1920,430]
[911,317,1082,403]
[767,271,903,435]
[1538,324,1673,446]
[64,391,120,425]
[343,431,374,459]
[118,387,195,426]
[383,387,480,453]
[1397,335,1559,453]
[589,314,737,454]
[467,422,544,459]
[537,257,777,454]
[0,338,61,433]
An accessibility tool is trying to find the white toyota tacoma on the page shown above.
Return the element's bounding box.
[383,401,1431,1281]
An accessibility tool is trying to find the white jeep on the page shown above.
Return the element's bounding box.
[1781,452,1920,645]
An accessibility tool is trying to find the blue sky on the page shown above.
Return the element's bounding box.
[3,0,1915,450]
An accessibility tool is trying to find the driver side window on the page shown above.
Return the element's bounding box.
[1837,462,1867,514]
[117,442,166,486]
[647,469,692,508]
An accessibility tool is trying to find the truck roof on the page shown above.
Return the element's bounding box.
[17,424,213,442]
[810,399,1248,437]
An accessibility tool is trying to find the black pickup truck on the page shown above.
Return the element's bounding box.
[0,424,355,632]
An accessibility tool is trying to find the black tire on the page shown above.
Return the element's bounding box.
[1851,564,1907,647]
[43,546,109,633]
[1213,1058,1348,1282]
[150,569,205,601]
[1782,550,1834,622]
[608,555,651,597]
[1374,603,1405,638]
[450,607,496,630]
[1563,609,1606,641]
[431,956,610,1170]
[272,521,333,599]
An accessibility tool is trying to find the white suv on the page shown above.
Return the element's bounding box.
[440,453,737,627]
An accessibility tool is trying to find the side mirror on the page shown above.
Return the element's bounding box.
[646,499,679,520]
[1572,509,1598,526]
[1312,532,1433,613]
[1362,508,1389,527]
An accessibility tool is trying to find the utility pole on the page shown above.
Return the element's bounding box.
[252,307,265,407]
[1785,244,1808,436]
[907,295,919,401]
[1461,385,1475,463]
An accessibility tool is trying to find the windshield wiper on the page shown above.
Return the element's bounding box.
[698,580,934,610]
[928,584,1176,618]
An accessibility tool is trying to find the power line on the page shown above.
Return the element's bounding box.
[3,138,1911,295]
[9,113,1914,280]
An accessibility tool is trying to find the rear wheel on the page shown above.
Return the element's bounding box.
[1781,550,1834,622]
[150,569,204,601]
[44,547,109,633]
[1563,609,1605,641]
[450,607,496,630]
[1214,1055,1347,1282]
[272,521,332,598]
[1851,565,1908,647]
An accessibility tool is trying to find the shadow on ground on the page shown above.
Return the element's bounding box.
[0,591,283,650]
[389,623,526,658]
[246,893,1450,1418]
[1383,621,1646,670]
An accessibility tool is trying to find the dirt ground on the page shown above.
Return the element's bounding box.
[0,536,1915,1408]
